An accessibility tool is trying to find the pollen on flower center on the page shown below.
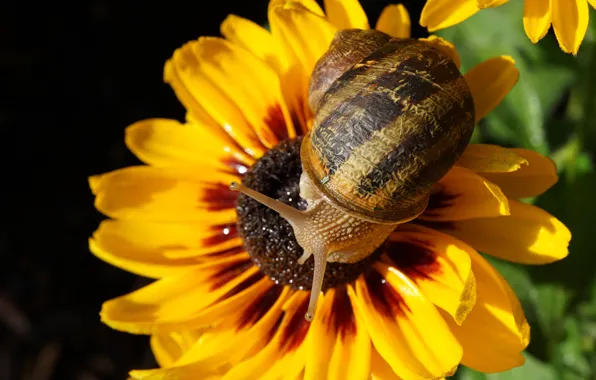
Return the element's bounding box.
[235,137,382,290]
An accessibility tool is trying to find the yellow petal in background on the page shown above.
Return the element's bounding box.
[125,118,253,171]
[464,56,519,122]
[456,144,529,173]
[552,0,589,54]
[444,249,529,372]
[89,166,239,224]
[385,224,476,325]
[443,199,571,264]
[422,166,509,221]
[324,0,369,30]
[420,0,479,32]
[419,36,461,68]
[590,0,596,8]
[354,265,462,379]
[523,0,553,43]
[375,4,411,38]
[481,148,558,198]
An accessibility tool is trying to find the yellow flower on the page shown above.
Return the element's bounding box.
[88,0,571,379]
[421,0,596,55]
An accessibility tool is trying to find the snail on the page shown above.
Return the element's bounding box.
[230,29,475,321]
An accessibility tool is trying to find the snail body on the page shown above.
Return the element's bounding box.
[231,29,475,321]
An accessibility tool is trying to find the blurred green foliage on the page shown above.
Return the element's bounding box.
[436,2,596,379]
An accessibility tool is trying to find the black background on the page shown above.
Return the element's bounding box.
[1,1,425,379]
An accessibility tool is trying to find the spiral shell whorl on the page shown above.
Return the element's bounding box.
[303,32,475,223]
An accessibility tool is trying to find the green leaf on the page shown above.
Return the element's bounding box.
[455,353,558,380]
[435,1,576,154]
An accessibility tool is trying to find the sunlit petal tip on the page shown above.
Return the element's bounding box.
[552,0,590,55]
[376,4,411,38]
[457,144,530,174]
[465,55,519,122]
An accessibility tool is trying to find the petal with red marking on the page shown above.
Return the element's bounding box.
[125,118,253,172]
[89,166,239,224]
[353,264,461,379]
[443,249,529,372]
[89,219,242,279]
[385,224,476,325]
[421,166,509,221]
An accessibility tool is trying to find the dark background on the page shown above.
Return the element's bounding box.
[0,1,426,379]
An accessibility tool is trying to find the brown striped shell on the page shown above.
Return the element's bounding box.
[302,29,475,224]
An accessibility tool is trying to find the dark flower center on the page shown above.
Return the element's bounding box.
[235,137,382,290]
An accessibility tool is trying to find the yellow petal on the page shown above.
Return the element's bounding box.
[385,224,476,325]
[590,0,596,9]
[164,42,267,157]
[192,37,295,147]
[477,0,509,7]
[370,347,402,380]
[269,1,337,125]
[353,265,462,379]
[220,15,283,72]
[443,248,529,372]
[89,220,242,279]
[304,288,371,380]
[421,166,509,221]
[134,286,291,379]
[523,0,553,43]
[324,0,369,30]
[441,199,571,264]
[303,290,335,380]
[269,1,336,71]
[125,118,253,171]
[456,144,529,173]
[419,35,461,69]
[420,0,480,32]
[480,148,558,198]
[89,166,238,224]
[552,0,589,54]
[101,256,260,334]
[464,56,519,122]
[376,4,411,38]
[328,289,372,380]
[222,291,310,380]
[150,332,196,368]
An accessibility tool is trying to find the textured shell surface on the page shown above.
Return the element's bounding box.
[302,30,475,223]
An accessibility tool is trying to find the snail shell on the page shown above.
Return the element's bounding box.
[302,29,475,224]
[231,29,475,321]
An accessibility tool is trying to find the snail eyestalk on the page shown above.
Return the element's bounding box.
[229,181,326,322]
